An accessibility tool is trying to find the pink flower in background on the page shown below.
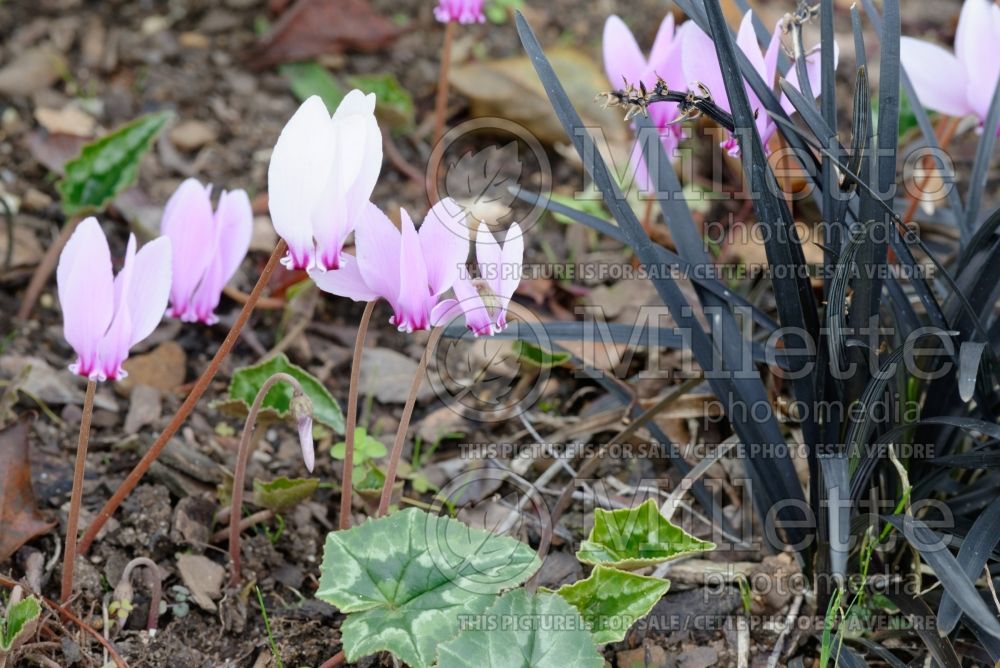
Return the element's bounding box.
[161,178,252,325]
[268,91,382,271]
[435,0,485,24]
[57,218,172,382]
[900,0,1000,136]
[432,222,524,336]
[682,11,837,155]
[603,14,689,190]
[310,198,470,333]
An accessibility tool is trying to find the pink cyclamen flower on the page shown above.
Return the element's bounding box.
[435,0,485,24]
[310,198,470,333]
[603,14,690,189]
[431,223,524,336]
[57,217,172,382]
[268,91,382,271]
[683,11,838,155]
[900,0,1000,136]
[161,178,252,325]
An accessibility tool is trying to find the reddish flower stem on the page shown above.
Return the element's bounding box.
[61,378,96,603]
[318,650,345,668]
[339,300,376,530]
[376,327,442,517]
[431,21,456,149]
[228,372,305,587]
[116,557,163,634]
[77,240,287,556]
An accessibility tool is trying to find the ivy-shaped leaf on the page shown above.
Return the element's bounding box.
[437,589,603,668]
[223,353,344,433]
[316,508,541,668]
[554,566,669,644]
[576,499,715,569]
[252,476,319,512]
[1,595,41,652]
[57,111,171,216]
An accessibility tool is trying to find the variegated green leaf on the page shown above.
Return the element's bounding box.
[577,499,715,569]
[316,508,541,668]
[555,565,669,644]
[437,589,603,668]
[1,595,41,652]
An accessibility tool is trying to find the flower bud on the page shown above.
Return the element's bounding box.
[290,392,315,472]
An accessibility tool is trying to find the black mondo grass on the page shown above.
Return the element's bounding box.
[514,0,1000,664]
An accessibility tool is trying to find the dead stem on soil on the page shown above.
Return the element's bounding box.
[76,240,287,556]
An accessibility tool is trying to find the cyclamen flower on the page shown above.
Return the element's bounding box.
[268,91,382,271]
[435,0,485,24]
[310,198,470,333]
[57,218,172,382]
[432,223,523,336]
[682,11,837,155]
[603,14,690,189]
[161,178,252,325]
[900,0,1000,136]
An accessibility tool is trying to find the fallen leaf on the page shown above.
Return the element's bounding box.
[0,421,56,562]
[34,106,97,137]
[0,45,66,97]
[359,348,435,404]
[0,223,43,279]
[449,47,629,147]
[123,384,162,434]
[176,553,225,612]
[117,342,187,396]
[246,0,405,70]
[25,131,88,175]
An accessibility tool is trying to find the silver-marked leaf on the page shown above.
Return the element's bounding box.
[1,595,41,652]
[437,589,603,668]
[316,508,540,668]
[444,141,521,221]
[554,565,670,644]
[576,499,715,569]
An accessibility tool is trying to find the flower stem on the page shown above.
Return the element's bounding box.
[339,300,377,530]
[229,371,306,587]
[61,378,96,603]
[431,21,456,148]
[376,327,442,517]
[77,240,287,556]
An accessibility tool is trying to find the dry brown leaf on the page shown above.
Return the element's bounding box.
[246,0,405,70]
[0,421,56,562]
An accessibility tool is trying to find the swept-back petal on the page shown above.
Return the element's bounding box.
[354,202,401,306]
[126,236,172,348]
[475,222,503,292]
[451,277,493,336]
[899,37,972,117]
[419,198,470,295]
[309,254,379,302]
[781,36,839,114]
[213,188,253,285]
[57,217,114,379]
[682,23,730,111]
[498,223,524,304]
[394,208,431,332]
[268,95,334,269]
[956,0,1000,118]
[603,16,647,88]
[161,178,214,317]
[736,12,767,81]
[646,13,676,79]
[98,235,138,380]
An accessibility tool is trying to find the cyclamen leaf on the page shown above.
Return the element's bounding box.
[576,499,715,569]
[511,340,571,369]
[437,589,603,668]
[226,353,344,433]
[555,566,670,644]
[316,508,541,668]
[1,595,41,651]
[280,61,345,111]
[251,476,318,512]
[346,72,414,129]
[57,111,171,216]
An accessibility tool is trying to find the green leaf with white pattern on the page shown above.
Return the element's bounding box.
[437,589,603,668]
[577,499,715,569]
[1,595,41,652]
[316,508,541,668]
[555,565,669,644]
[58,111,171,216]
